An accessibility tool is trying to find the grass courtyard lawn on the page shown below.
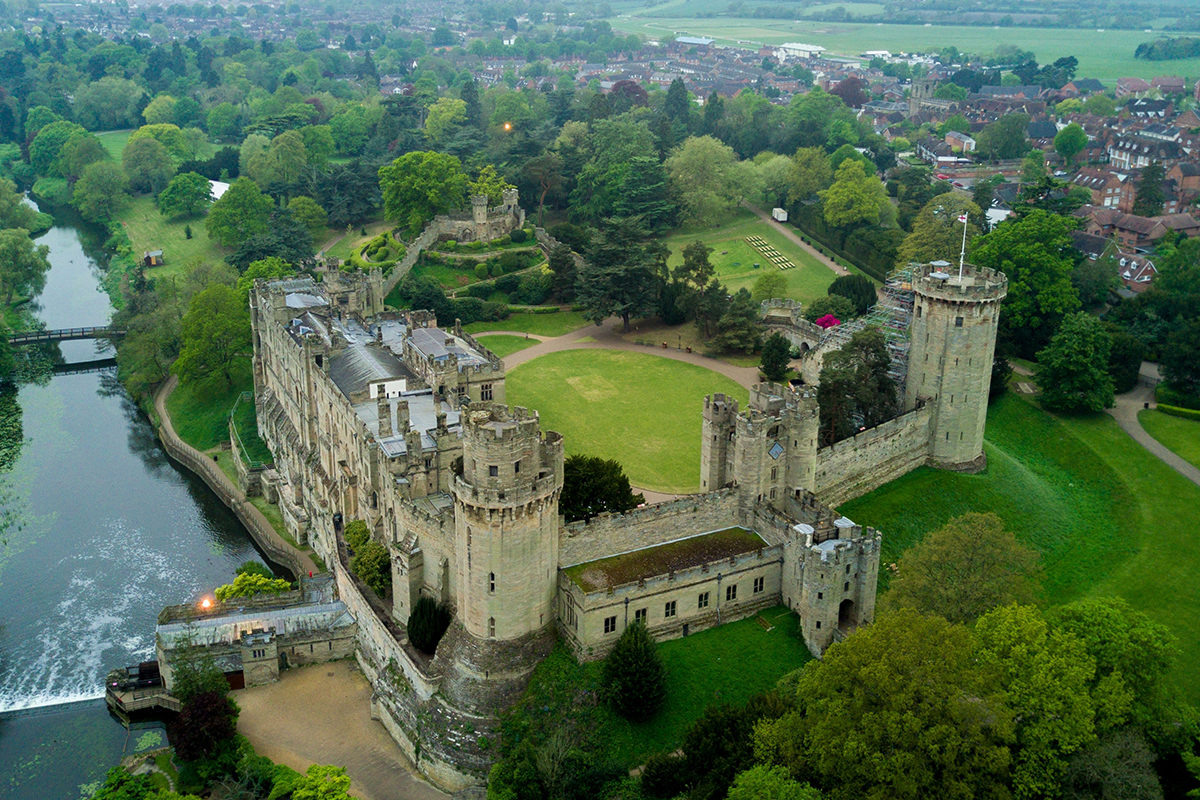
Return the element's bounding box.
[1139,409,1200,470]
[506,350,749,493]
[517,606,811,768]
[474,334,540,357]
[463,310,591,337]
[165,358,253,451]
[663,209,843,306]
[119,195,227,279]
[840,392,1200,704]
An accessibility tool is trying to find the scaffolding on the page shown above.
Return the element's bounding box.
[815,264,916,386]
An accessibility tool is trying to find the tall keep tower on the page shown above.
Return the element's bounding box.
[905,262,1008,471]
[452,404,564,642]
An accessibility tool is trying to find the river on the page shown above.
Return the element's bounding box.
[0,205,278,799]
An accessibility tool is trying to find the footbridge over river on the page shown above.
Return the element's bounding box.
[7,326,126,345]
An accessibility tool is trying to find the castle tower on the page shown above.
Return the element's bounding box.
[470,194,489,226]
[701,393,738,492]
[452,405,564,642]
[784,386,820,495]
[794,517,881,655]
[905,262,1008,471]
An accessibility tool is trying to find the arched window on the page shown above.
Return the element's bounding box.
[488,617,496,638]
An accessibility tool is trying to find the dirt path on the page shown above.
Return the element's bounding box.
[742,203,850,277]
[468,330,552,342]
[318,232,346,255]
[236,661,447,800]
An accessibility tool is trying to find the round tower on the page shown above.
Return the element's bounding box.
[905,262,1008,471]
[452,404,564,642]
[470,194,489,225]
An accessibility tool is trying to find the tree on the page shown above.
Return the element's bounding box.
[205,177,273,247]
[0,229,50,305]
[897,195,984,265]
[977,113,1031,160]
[973,174,1006,213]
[757,609,1013,800]
[72,162,131,224]
[788,147,834,204]
[29,120,87,176]
[0,179,48,232]
[267,130,308,187]
[971,210,1082,357]
[713,288,761,352]
[665,77,690,122]
[468,164,514,205]
[73,76,145,130]
[1055,123,1088,167]
[1035,311,1115,412]
[761,333,792,382]
[379,151,468,236]
[752,271,788,302]
[1022,148,1047,184]
[885,512,1042,623]
[158,172,212,218]
[56,134,108,183]
[173,284,252,389]
[129,123,189,158]
[938,113,972,137]
[1106,328,1144,394]
[407,596,452,654]
[288,196,328,239]
[214,572,291,601]
[601,620,666,722]
[614,156,675,232]
[227,210,314,272]
[291,765,353,800]
[1161,319,1200,395]
[1132,161,1165,217]
[830,76,869,108]
[424,97,467,145]
[1061,730,1163,800]
[666,136,759,226]
[1082,94,1117,116]
[820,160,888,228]
[522,153,563,226]
[143,94,177,126]
[172,690,239,762]
[802,295,855,324]
[207,102,241,139]
[827,274,876,315]
[577,218,659,332]
[560,455,644,522]
[817,328,896,445]
[758,154,795,207]
[122,136,176,195]
[350,540,391,597]
[728,766,823,800]
[300,125,336,168]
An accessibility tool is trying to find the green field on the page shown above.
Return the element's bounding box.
[840,392,1200,702]
[607,15,1200,81]
[464,310,592,337]
[97,130,132,160]
[1139,408,1200,470]
[474,334,540,357]
[118,196,227,278]
[506,350,749,493]
[665,209,844,307]
[516,607,811,768]
[165,358,253,451]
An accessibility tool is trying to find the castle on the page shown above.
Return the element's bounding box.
[222,248,1006,790]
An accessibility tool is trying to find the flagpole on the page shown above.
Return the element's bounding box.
[958,212,968,280]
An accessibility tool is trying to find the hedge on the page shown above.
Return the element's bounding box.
[1157,403,1200,421]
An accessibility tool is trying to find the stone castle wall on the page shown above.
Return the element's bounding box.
[813,406,932,507]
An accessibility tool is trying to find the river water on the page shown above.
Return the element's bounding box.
[0,206,276,799]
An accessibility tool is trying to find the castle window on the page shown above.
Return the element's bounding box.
[916,305,922,317]
[252,649,265,659]
[425,458,433,469]
[481,383,494,401]
[698,592,709,609]
[818,591,823,599]
[489,572,495,593]
[846,565,851,574]
[946,432,950,441]
[489,465,498,477]
[604,616,617,634]
[754,577,765,593]
[726,584,738,602]
[635,608,647,623]
[514,460,521,474]
[955,316,964,327]
[816,621,822,629]
[665,600,677,618]
[769,488,776,500]
[770,466,777,480]
[488,617,496,638]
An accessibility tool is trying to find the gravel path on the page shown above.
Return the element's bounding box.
[1106,380,1200,488]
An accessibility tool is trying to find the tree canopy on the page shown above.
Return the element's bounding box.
[560,454,644,522]
[378,150,468,235]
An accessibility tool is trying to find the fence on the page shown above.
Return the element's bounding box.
[229,391,267,470]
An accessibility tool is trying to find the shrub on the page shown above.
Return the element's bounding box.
[466,282,494,299]
[828,273,877,315]
[641,752,687,798]
[802,295,856,323]
[214,572,292,601]
[493,234,511,247]
[509,228,528,243]
[1157,383,1200,410]
[1158,403,1200,420]
[350,540,391,597]
[498,251,527,274]
[601,620,666,721]
[475,263,489,280]
[236,560,274,580]
[516,271,552,305]
[549,222,591,253]
[465,240,486,251]
[495,273,520,294]
[407,596,452,654]
[343,519,371,551]
[443,239,458,250]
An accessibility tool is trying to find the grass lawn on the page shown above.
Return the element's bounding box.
[516,606,811,768]
[97,130,132,160]
[118,195,227,279]
[464,310,592,337]
[474,334,540,357]
[616,316,763,368]
[165,358,253,451]
[506,350,749,493]
[840,392,1200,703]
[663,209,843,307]
[321,218,391,261]
[1139,409,1200,470]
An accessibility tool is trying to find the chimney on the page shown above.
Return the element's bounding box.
[435,408,447,431]
[395,400,410,432]
[377,395,392,437]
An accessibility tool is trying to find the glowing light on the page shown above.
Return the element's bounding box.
[200,598,212,609]
[503,122,512,131]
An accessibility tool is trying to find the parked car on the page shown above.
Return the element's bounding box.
[936,173,950,180]
[953,181,965,188]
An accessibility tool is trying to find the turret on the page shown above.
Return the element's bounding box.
[701,393,738,492]
[905,262,1008,471]
[471,194,489,225]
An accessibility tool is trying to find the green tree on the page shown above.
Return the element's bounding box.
[24,106,60,140]
[0,179,47,232]
[820,160,888,228]
[885,513,1042,624]
[288,196,328,239]
[468,164,514,205]
[897,195,984,265]
[142,94,177,125]
[1082,94,1117,116]
[207,102,241,139]
[173,284,252,388]
[72,162,131,223]
[788,147,834,204]
[1022,148,1047,184]
[547,243,577,302]
[350,540,391,597]
[56,133,108,183]
[666,135,759,226]
[522,152,563,227]
[299,125,335,168]
[158,172,213,218]
[291,765,353,800]
[977,113,1031,160]
[560,454,644,522]
[1106,327,1144,394]
[757,609,1013,800]
[214,572,291,601]
[407,596,452,654]
[665,77,690,121]
[205,177,273,247]
[971,210,1082,357]
[713,287,760,352]
[267,130,308,187]
[601,620,666,722]
[761,332,792,382]
[73,76,145,130]
[817,328,896,445]
[1132,161,1165,217]
[1054,123,1088,166]
[1035,311,1115,412]
[827,274,876,315]
[129,123,189,158]
[122,136,176,195]
[424,97,467,145]
[29,120,87,176]
[937,112,971,136]
[752,271,788,302]
[577,218,659,332]
[728,766,822,800]
[758,153,795,207]
[802,294,856,324]
[614,156,674,231]
[0,229,51,305]
[1161,319,1200,395]
[174,690,240,762]
[378,151,468,235]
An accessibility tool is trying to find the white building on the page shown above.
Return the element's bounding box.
[774,42,826,60]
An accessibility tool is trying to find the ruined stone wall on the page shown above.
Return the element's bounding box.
[813,406,932,506]
[559,490,741,567]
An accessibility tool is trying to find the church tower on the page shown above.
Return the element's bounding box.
[905,262,1008,471]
